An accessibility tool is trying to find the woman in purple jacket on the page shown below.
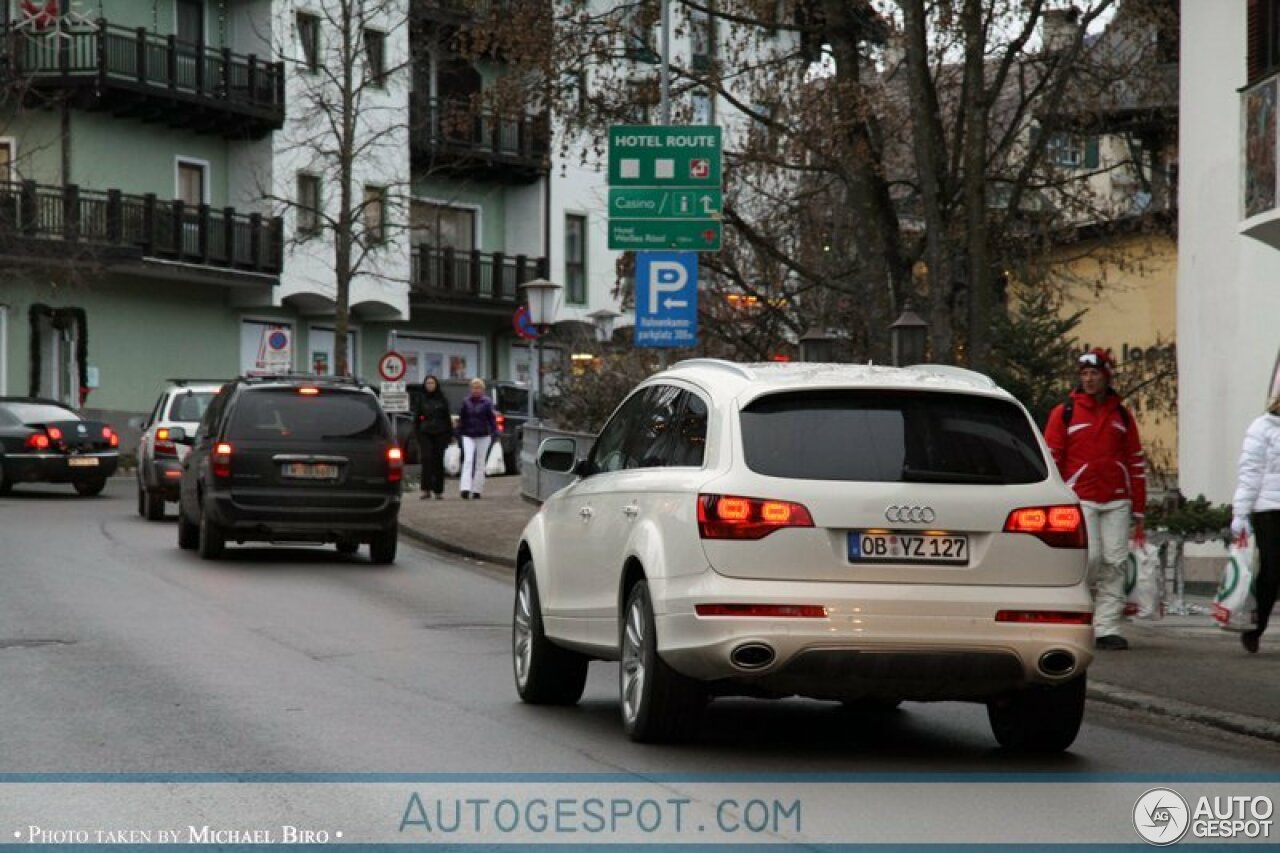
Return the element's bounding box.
[456,377,498,499]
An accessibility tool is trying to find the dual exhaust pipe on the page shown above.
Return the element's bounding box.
[731,643,1077,679]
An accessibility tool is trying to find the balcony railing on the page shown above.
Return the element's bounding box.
[0,180,283,276]
[410,95,548,180]
[411,246,548,306]
[1,21,285,138]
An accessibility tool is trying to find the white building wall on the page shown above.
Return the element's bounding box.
[272,0,411,319]
[1178,0,1280,503]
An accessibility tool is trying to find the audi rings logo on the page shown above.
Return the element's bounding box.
[885,505,936,524]
[1133,788,1190,845]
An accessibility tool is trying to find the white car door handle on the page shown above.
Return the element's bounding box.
[579,507,593,519]
[623,505,639,517]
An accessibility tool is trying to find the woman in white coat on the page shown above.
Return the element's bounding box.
[1231,394,1280,653]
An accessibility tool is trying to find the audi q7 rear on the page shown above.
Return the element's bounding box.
[515,360,1093,751]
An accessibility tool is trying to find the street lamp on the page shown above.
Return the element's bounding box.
[889,300,929,366]
[799,327,836,362]
[586,308,620,344]
[519,278,563,420]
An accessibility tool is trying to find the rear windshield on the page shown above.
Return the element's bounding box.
[740,390,1048,484]
[1,402,79,424]
[226,389,387,442]
[166,391,216,422]
[495,385,529,414]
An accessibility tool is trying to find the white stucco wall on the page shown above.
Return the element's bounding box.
[1178,0,1280,503]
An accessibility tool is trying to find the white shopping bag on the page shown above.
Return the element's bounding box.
[1124,541,1164,621]
[1212,544,1258,632]
[485,440,506,476]
[443,443,462,477]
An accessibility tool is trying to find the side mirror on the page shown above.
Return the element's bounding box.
[537,437,577,474]
[165,426,192,445]
[573,458,596,477]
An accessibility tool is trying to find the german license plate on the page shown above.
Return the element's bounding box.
[67,456,99,467]
[282,462,338,479]
[849,531,969,565]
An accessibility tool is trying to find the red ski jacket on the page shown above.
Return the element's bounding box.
[1044,388,1147,517]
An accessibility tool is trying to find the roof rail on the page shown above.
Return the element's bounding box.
[239,372,363,385]
[166,378,230,386]
[669,358,757,381]
[904,364,999,389]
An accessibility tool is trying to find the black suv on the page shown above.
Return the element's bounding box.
[175,375,403,563]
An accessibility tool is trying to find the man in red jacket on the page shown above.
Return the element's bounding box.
[1044,348,1147,651]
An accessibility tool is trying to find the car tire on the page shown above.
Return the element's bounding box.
[74,479,106,497]
[197,502,225,560]
[0,462,10,496]
[368,529,397,564]
[177,500,198,550]
[987,675,1086,753]
[620,580,706,743]
[136,479,146,517]
[144,488,165,521]
[336,540,359,555]
[512,562,588,705]
[504,451,519,476]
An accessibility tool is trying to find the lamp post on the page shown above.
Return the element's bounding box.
[799,327,835,362]
[519,278,563,421]
[586,308,620,344]
[889,301,929,366]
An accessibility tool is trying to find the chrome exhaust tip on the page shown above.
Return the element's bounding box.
[729,642,776,671]
[1038,649,1077,678]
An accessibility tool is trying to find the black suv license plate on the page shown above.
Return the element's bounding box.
[282,462,338,479]
[849,531,969,565]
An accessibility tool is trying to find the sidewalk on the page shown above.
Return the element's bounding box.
[397,472,1280,744]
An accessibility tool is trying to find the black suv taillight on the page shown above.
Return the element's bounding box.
[212,442,233,478]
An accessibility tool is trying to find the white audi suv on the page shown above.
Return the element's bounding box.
[513,359,1092,751]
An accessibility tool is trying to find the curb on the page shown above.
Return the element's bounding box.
[1089,679,1280,743]
[398,522,516,570]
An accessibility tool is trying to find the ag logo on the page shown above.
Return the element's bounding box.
[1133,787,1190,845]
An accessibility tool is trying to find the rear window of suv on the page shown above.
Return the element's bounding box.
[740,390,1048,484]
[226,389,387,442]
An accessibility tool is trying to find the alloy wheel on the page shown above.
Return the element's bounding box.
[620,597,647,726]
[513,575,533,689]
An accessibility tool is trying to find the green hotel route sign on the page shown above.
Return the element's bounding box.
[608,125,722,251]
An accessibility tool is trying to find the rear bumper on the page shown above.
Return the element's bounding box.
[649,571,1094,700]
[143,459,184,498]
[4,452,119,484]
[206,489,400,542]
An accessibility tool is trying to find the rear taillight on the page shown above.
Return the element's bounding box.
[212,442,233,478]
[495,413,506,434]
[387,446,404,483]
[25,433,50,450]
[154,428,177,458]
[695,604,827,618]
[995,610,1093,625]
[697,494,814,540]
[47,426,63,440]
[102,425,118,447]
[1003,504,1086,548]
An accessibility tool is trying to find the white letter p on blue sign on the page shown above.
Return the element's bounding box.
[648,261,689,314]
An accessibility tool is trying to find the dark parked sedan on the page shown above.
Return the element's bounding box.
[0,398,120,495]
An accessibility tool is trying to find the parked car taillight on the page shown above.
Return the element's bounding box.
[25,433,50,450]
[212,442,233,478]
[47,426,63,440]
[697,494,814,540]
[1003,505,1086,548]
[495,413,506,434]
[387,446,404,483]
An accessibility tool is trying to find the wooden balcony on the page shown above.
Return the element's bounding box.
[410,246,548,309]
[410,95,548,181]
[0,180,283,278]
[2,22,284,139]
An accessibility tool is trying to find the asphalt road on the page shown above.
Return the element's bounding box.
[2,479,1278,774]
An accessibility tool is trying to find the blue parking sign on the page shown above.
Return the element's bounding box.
[635,252,698,348]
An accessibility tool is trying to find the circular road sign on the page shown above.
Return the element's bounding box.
[513,305,540,341]
[377,350,407,382]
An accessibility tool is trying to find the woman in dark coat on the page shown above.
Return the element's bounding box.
[414,375,454,499]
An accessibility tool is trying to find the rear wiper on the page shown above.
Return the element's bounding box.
[901,467,1003,484]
